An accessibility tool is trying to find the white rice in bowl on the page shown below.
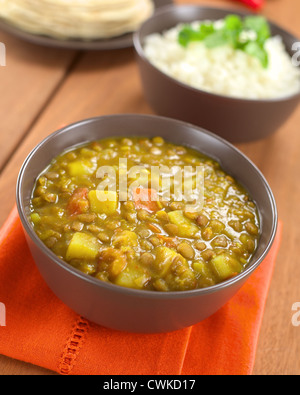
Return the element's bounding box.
[143,22,300,100]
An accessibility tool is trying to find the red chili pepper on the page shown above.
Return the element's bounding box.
[237,0,264,10]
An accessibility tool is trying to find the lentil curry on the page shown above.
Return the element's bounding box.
[30,137,260,292]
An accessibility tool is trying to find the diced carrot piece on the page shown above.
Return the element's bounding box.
[148,223,161,233]
[67,187,89,216]
[157,234,178,249]
[132,188,160,213]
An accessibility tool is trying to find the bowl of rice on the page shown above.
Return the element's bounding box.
[133,4,300,142]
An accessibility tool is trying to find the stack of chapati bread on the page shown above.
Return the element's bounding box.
[0,0,154,40]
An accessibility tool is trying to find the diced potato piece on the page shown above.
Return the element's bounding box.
[193,261,215,287]
[115,263,150,290]
[134,274,151,289]
[210,253,242,281]
[153,246,179,276]
[112,230,138,248]
[152,278,169,292]
[115,272,137,289]
[66,232,100,261]
[68,160,96,177]
[99,248,127,278]
[168,210,199,238]
[88,190,118,215]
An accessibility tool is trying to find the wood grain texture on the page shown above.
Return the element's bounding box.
[0,31,78,172]
[0,0,299,375]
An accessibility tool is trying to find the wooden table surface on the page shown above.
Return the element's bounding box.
[0,0,299,375]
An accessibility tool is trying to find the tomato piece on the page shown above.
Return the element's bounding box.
[132,188,161,213]
[67,187,89,216]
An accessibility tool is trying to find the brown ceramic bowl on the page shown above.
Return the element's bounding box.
[16,114,278,333]
[133,5,300,143]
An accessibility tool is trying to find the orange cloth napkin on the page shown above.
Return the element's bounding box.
[0,205,282,375]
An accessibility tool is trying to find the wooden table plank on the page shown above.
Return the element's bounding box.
[0,0,299,375]
[0,31,78,171]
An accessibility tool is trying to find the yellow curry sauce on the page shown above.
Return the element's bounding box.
[30,137,260,292]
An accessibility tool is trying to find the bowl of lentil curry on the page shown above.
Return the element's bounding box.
[16,114,277,333]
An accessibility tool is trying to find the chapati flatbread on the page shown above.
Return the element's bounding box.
[0,0,154,40]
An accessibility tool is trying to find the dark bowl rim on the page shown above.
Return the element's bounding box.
[133,3,300,103]
[16,113,278,300]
